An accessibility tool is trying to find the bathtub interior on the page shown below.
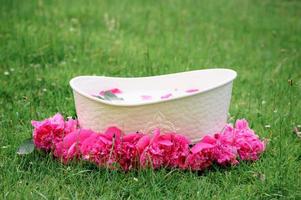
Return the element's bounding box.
[70,68,237,106]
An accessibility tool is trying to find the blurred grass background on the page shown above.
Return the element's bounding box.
[0,0,300,199]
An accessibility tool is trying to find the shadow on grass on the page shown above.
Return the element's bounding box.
[15,149,256,178]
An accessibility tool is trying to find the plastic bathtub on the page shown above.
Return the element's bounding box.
[70,68,237,143]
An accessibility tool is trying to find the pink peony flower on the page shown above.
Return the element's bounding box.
[80,133,110,165]
[235,119,249,130]
[139,129,190,169]
[54,129,93,163]
[117,132,144,171]
[213,132,239,165]
[103,126,122,142]
[64,118,78,135]
[138,129,168,168]
[80,132,100,157]
[234,119,266,161]
[32,113,66,151]
[80,127,123,168]
[185,135,217,170]
[164,133,190,169]
[136,135,151,154]
[31,114,266,171]
[186,127,239,171]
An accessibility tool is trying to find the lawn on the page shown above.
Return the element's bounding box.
[1,0,301,199]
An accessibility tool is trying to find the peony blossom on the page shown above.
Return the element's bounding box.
[234,119,266,161]
[80,127,123,168]
[64,117,78,135]
[136,135,151,154]
[31,113,76,151]
[164,134,190,169]
[139,129,190,169]
[185,135,217,170]
[54,129,93,163]
[138,129,168,168]
[117,132,144,171]
[213,132,239,165]
[31,114,266,171]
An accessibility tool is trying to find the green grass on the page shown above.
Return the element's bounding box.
[1,0,301,199]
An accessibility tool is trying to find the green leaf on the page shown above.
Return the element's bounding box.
[92,95,104,100]
[17,138,35,155]
[103,91,124,101]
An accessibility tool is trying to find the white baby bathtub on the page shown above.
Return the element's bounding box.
[70,68,237,143]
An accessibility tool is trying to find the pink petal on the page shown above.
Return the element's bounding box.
[61,129,93,148]
[31,120,41,128]
[159,134,172,141]
[98,135,112,145]
[51,113,65,130]
[80,133,99,154]
[123,133,142,142]
[161,93,172,99]
[151,128,161,143]
[66,142,77,158]
[141,95,152,100]
[64,118,78,135]
[235,119,249,129]
[51,113,64,122]
[104,126,122,139]
[136,135,150,152]
[191,142,214,154]
[158,139,173,146]
[153,128,161,137]
[185,89,199,93]
[175,134,191,144]
[201,135,217,144]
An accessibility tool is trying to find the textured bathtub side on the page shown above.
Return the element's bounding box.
[73,82,233,143]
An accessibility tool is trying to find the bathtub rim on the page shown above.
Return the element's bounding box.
[69,68,237,107]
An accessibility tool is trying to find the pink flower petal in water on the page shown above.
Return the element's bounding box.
[161,93,172,99]
[141,95,152,100]
[185,89,199,93]
[99,88,122,96]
